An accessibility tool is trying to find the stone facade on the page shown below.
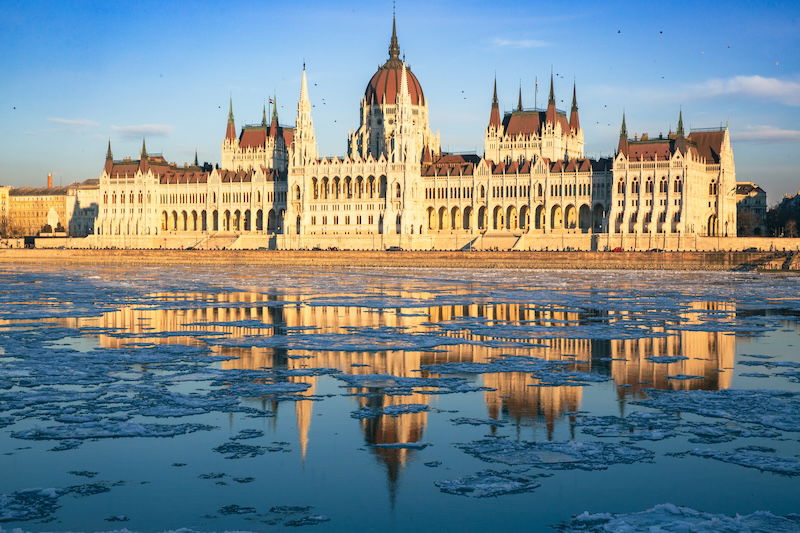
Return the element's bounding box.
[608,114,737,239]
[736,181,767,236]
[88,17,738,251]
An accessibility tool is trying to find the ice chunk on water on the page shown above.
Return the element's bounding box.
[645,355,690,364]
[351,404,429,419]
[213,441,289,459]
[690,448,800,476]
[458,438,654,470]
[435,470,543,498]
[0,488,60,522]
[576,412,680,441]
[451,417,507,427]
[557,503,800,532]
[12,421,215,440]
[633,389,800,432]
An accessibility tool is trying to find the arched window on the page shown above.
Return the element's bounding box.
[395,182,401,198]
[617,180,625,194]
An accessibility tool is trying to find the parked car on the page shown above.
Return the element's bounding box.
[386,246,403,252]
[611,247,624,252]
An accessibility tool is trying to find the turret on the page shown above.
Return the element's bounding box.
[545,71,557,125]
[569,82,580,133]
[293,65,317,166]
[139,139,149,173]
[617,113,628,155]
[225,97,236,142]
[489,78,501,130]
[270,94,279,138]
[104,140,113,174]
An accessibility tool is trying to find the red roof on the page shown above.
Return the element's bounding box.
[365,62,424,105]
[502,110,570,137]
[627,141,672,161]
[687,130,724,163]
[240,126,267,149]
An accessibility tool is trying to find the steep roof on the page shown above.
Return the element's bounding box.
[501,109,569,137]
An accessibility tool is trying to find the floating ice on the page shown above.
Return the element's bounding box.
[351,404,429,419]
[557,503,800,532]
[435,470,543,498]
[451,417,508,427]
[645,355,690,364]
[213,441,289,459]
[12,421,215,441]
[689,448,800,476]
[632,389,800,432]
[457,438,654,470]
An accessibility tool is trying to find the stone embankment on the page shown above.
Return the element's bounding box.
[1,249,799,271]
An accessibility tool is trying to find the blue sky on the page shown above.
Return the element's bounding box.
[1,0,798,203]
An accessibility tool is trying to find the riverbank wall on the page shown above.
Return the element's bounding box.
[1,248,798,271]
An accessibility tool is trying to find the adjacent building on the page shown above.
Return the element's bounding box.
[736,181,767,236]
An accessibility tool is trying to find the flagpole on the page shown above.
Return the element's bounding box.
[535,76,538,109]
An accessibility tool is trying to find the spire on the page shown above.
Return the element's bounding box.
[104,140,113,174]
[294,65,317,165]
[569,81,580,132]
[489,77,501,129]
[139,138,149,172]
[194,150,199,166]
[262,104,267,126]
[272,93,279,123]
[399,62,410,101]
[617,113,629,155]
[677,109,685,137]
[546,70,557,125]
[299,67,309,105]
[388,13,400,62]
[517,83,523,112]
[225,96,236,142]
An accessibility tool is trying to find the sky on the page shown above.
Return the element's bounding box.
[1,0,799,203]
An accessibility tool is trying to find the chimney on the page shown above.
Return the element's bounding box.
[47,173,53,188]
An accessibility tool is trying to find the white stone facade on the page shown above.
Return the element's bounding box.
[89,18,736,250]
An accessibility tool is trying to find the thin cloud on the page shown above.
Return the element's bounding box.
[491,37,550,49]
[47,117,99,128]
[111,124,173,140]
[735,125,800,143]
[694,75,800,106]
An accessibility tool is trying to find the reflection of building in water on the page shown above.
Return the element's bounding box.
[54,293,736,483]
[606,301,735,401]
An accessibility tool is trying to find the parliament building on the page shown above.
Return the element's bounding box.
[90,17,737,251]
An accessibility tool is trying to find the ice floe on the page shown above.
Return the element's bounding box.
[457,438,654,470]
[435,470,544,498]
[557,503,800,532]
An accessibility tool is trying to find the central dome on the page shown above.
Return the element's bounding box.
[364,18,425,106]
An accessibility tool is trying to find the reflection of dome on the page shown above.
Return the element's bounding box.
[364,18,424,106]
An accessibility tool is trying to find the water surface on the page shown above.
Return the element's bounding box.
[1,265,799,531]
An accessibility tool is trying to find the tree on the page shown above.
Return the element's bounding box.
[785,220,798,238]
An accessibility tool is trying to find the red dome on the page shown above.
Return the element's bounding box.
[365,62,424,106]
